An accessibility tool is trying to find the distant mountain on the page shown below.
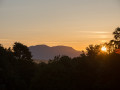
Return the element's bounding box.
[29,45,81,60]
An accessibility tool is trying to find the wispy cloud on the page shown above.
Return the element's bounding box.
[77,31,110,34]
[92,32,110,34]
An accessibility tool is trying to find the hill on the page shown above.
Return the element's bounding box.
[29,45,81,60]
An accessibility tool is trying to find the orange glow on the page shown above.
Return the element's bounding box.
[101,46,107,52]
[115,49,120,54]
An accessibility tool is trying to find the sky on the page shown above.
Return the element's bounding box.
[0,0,120,50]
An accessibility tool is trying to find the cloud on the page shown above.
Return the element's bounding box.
[92,32,110,34]
[77,31,110,34]
[0,39,15,47]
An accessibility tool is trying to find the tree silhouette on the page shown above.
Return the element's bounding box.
[13,42,32,61]
[113,27,120,41]
[112,27,120,49]
[1,27,120,90]
[86,45,100,57]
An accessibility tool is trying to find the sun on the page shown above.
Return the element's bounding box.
[101,46,107,52]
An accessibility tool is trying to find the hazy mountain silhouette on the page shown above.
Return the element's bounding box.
[29,45,81,60]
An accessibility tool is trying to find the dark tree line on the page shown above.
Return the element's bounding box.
[0,27,120,90]
[0,42,36,90]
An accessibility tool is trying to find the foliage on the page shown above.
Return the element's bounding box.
[110,27,120,49]
[0,42,35,90]
[13,42,32,61]
[86,45,101,57]
[1,28,120,90]
[113,27,120,41]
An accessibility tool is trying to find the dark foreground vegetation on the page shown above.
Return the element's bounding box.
[1,27,120,90]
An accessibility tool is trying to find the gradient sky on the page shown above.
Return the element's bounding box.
[0,0,120,50]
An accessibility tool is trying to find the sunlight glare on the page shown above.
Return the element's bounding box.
[101,46,107,52]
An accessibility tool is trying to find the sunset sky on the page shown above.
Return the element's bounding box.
[0,0,120,50]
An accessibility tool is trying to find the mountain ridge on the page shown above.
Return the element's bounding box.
[29,45,81,60]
